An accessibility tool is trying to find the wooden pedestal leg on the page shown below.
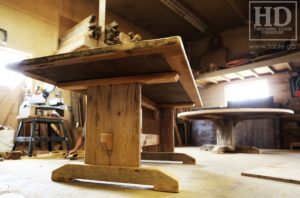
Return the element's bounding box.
[212,118,260,154]
[52,84,179,192]
[141,108,196,164]
[212,118,235,153]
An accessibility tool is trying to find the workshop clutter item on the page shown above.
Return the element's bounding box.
[0,125,15,152]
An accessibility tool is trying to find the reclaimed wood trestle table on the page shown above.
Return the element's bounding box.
[8,36,202,192]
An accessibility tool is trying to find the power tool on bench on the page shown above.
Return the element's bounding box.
[18,84,64,118]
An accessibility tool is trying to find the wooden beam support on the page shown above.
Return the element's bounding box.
[142,96,159,112]
[207,78,218,84]
[221,76,231,82]
[56,35,98,54]
[160,103,195,108]
[141,134,159,147]
[265,66,275,74]
[250,70,259,77]
[141,152,196,165]
[58,72,180,90]
[159,108,175,152]
[236,73,245,80]
[59,15,97,44]
[52,164,179,193]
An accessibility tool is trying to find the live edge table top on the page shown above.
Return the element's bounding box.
[8,36,202,107]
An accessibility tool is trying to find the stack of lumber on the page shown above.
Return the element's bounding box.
[56,15,100,54]
[106,21,142,45]
[56,15,143,54]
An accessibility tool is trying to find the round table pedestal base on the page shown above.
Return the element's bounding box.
[211,145,261,154]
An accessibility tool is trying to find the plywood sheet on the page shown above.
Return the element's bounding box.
[242,162,300,184]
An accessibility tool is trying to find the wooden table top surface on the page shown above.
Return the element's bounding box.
[8,36,202,107]
[178,108,294,120]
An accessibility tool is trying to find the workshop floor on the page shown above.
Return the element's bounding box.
[1,148,300,198]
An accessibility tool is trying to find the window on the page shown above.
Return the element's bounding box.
[225,79,270,102]
[0,46,30,88]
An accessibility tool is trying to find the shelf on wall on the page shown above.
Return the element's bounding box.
[195,51,300,87]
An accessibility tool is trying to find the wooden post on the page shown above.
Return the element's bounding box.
[211,118,235,153]
[216,118,234,147]
[99,0,106,44]
[159,108,175,152]
[85,84,141,167]
[52,83,179,192]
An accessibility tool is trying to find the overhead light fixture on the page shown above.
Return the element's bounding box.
[160,0,208,33]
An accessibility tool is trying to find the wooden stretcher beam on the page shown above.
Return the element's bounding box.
[142,96,159,112]
[57,72,180,90]
[141,134,159,147]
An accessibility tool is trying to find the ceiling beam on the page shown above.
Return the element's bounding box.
[227,0,248,24]
[160,0,208,33]
[249,70,259,77]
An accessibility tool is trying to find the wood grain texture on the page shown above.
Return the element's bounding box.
[85,84,141,167]
[159,108,174,152]
[141,134,159,147]
[56,35,98,54]
[52,164,179,192]
[8,36,202,106]
[58,72,179,90]
[59,15,96,44]
[163,46,202,106]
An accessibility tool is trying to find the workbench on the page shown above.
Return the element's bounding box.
[8,36,202,192]
[178,108,293,154]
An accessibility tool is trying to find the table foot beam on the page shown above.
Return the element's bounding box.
[212,145,260,154]
[52,164,179,193]
[142,152,195,164]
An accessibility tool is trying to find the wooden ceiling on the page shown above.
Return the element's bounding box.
[105,0,249,41]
